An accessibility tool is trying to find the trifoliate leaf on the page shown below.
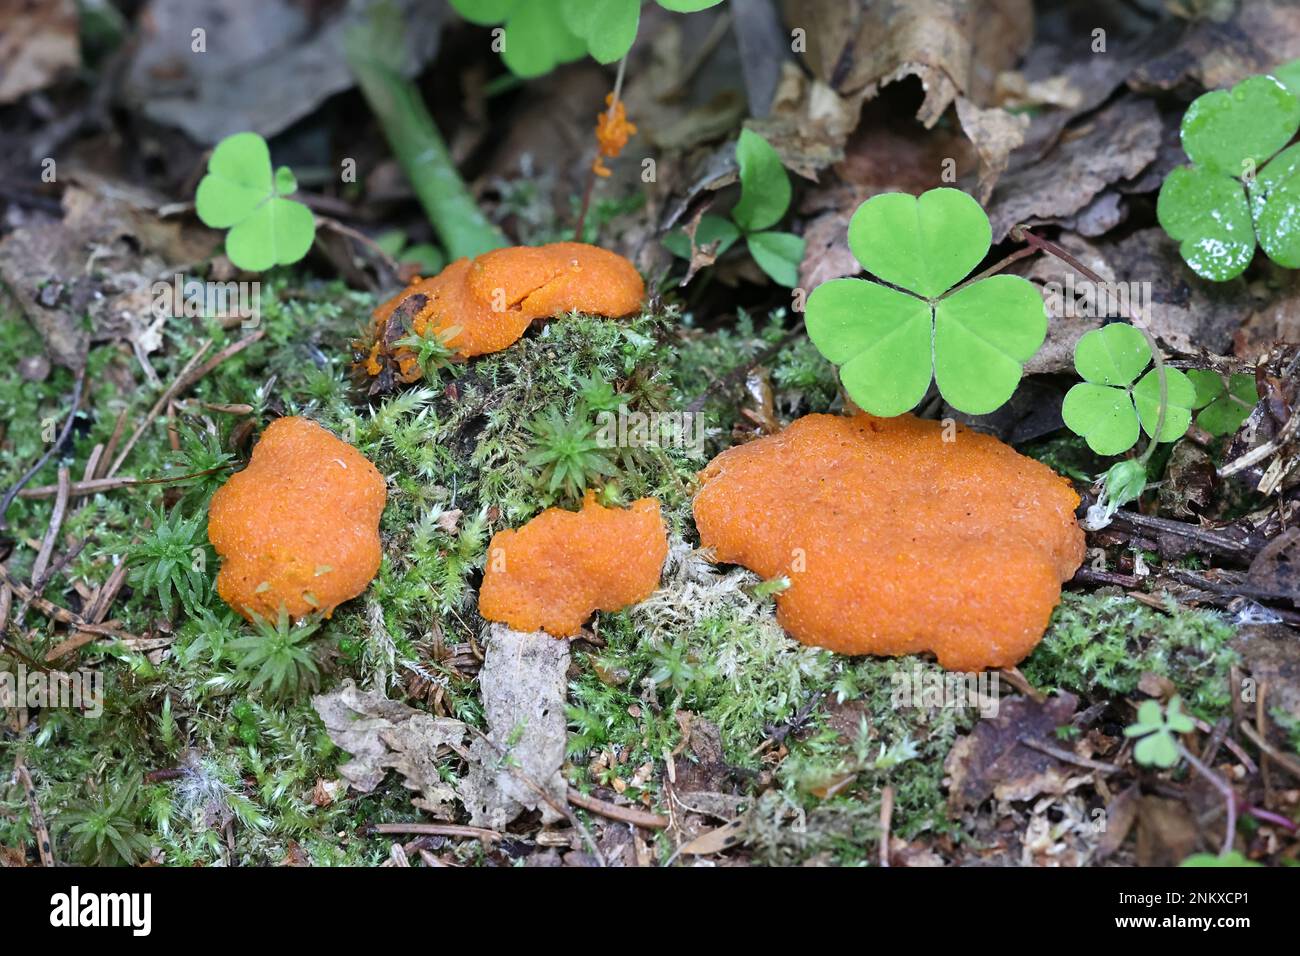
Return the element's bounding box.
[746,230,804,288]
[195,131,316,272]
[731,129,792,233]
[1272,57,1300,99]
[1180,74,1300,177]
[847,188,991,300]
[806,188,1045,417]
[1187,369,1258,435]
[1062,325,1193,454]
[1156,165,1255,281]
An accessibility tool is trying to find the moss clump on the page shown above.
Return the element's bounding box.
[1024,591,1239,718]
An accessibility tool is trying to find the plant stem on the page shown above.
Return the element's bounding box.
[345,9,505,260]
[1178,742,1237,857]
[1013,226,1169,464]
[575,55,628,241]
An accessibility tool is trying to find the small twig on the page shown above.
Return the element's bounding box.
[18,464,235,501]
[879,785,893,868]
[14,759,54,866]
[366,822,503,843]
[107,341,211,478]
[1018,736,1121,774]
[0,564,137,643]
[566,786,668,830]
[29,468,70,594]
[0,366,85,530]
[687,321,807,415]
[1239,719,1300,779]
[1218,406,1300,478]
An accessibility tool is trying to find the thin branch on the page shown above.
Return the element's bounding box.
[566,786,668,830]
[0,366,85,530]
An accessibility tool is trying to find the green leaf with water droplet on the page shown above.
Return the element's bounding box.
[1157,165,1255,281]
[805,189,1045,416]
[1181,75,1300,177]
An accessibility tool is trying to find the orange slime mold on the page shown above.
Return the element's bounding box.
[365,242,644,383]
[208,416,386,622]
[692,413,1085,671]
[478,492,668,636]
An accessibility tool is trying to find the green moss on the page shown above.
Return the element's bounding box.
[1024,591,1239,718]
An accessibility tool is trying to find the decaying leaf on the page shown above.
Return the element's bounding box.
[945,691,1084,811]
[457,624,570,829]
[955,96,1028,204]
[311,679,468,819]
[0,0,79,104]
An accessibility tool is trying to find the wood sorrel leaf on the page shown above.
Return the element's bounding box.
[1132,367,1196,442]
[451,0,517,25]
[656,0,725,11]
[731,129,791,233]
[1187,369,1258,436]
[195,132,316,272]
[1180,74,1300,177]
[806,188,1044,417]
[580,0,639,64]
[746,230,804,287]
[847,188,990,299]
[805,279,931,416]
[662,213,740,259]
[1156,165,1255,281]
[932,275,1046,414]
[503,0,585,77]
[1251,143,1300,267]
[1071,322,1149,387]
[1062,383,1141,456]
[195,132,274,229]
[225,196,316,273]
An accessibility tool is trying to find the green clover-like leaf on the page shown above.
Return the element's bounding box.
[503,0,585,76]
[1156,165,1256,281]
[746,230,804,288]
[1187,369,1259,436]
[732,129,792,233]
[1159,69,1300,280]
[562,0,639,64]
[805,188,1044,416]
[1061,324,1195,455]
[1124,696,1193,770]
[194,132,316,272]
[1180,850,1262,867]
[847,188,991,299]
[655,0,725,11]
[1181,74,1300,176]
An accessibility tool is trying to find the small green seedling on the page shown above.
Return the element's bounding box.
[1125,696,1195,769]
[804,187,1046,415]
[451,0,723,76]
[664,129,805,286]
[1158,62,1300,280]
[1187,369,1259,436]
[1061,324,1196,455]
[195,132,316,272]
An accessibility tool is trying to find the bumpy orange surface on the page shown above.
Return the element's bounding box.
[478,493,668,636]
[693,414,1085,671]
[366,242,644,382]
[208,417,387,622]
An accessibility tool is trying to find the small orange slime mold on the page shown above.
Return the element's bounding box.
[478,492,668,636]
[365,242,644,383]
[692,413,1086,671]
[208,416,386,622]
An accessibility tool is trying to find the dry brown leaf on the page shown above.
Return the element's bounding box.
[311,679,467,819]
[955,96,1028,204]
[0,0,79,104]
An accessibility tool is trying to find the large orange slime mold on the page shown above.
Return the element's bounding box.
[692,413,1086,671]
[208,416,387,622]
[365,242,644,383]
[478,492,668,636]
